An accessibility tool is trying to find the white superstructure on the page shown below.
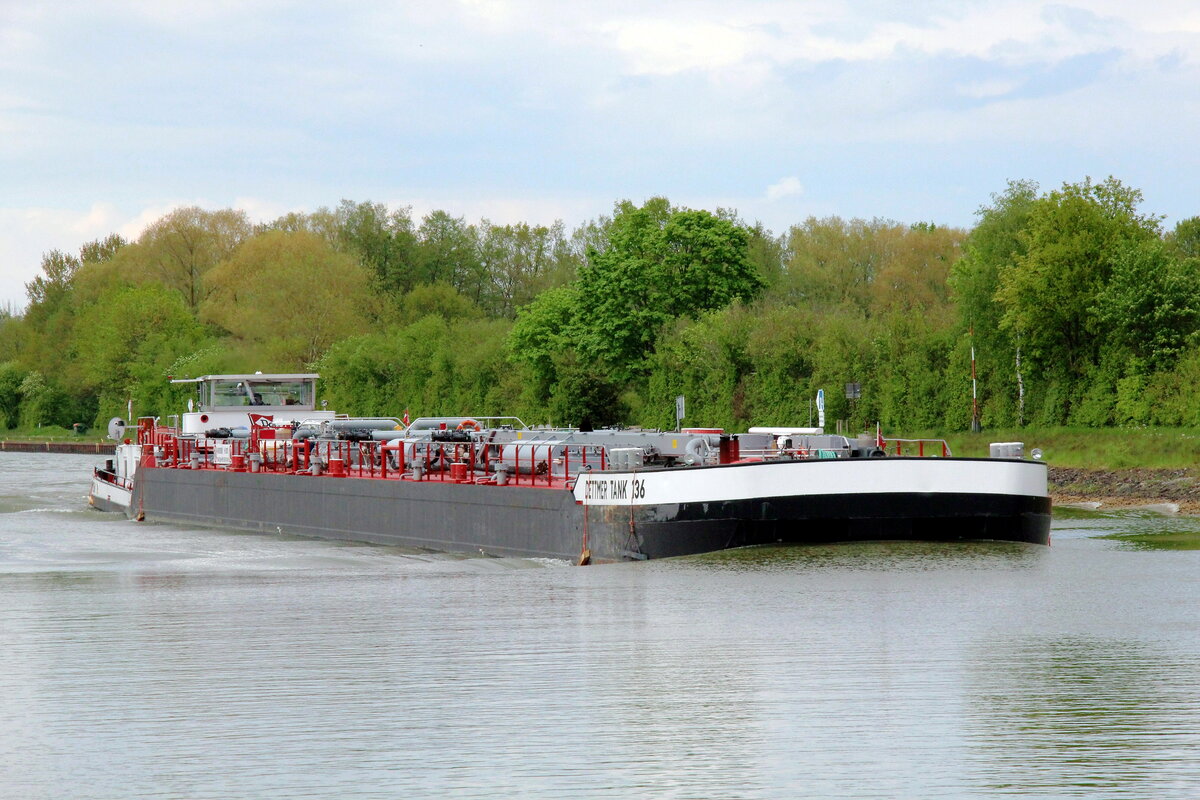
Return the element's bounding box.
[170,373,336,434]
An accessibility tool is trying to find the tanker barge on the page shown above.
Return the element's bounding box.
[90,374,1051,562]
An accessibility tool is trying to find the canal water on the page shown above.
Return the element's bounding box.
[1,452,1198,799]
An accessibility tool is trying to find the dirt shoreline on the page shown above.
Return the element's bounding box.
[1050,466,1200,514]
[0,440,115,454]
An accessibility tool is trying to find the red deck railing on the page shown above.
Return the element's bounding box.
[138,420,608,489]
[882,438,952,457]
[134,417,952,488]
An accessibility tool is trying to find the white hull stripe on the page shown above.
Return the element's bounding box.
[573,458,1048,506]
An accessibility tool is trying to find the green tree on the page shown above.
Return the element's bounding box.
[16,371,69,429]
[71,234,134,306]
[20,250,83,389]
[263,208,342,246]
[947,180,1040,426]
[79,233,127,265]
[1095,238,1200,369]
[781,217,884,314]
[645,304,755,430]
[950,180,1038,342]
[417,211,486,301]
[476,220,577,317]
[742,302,818,426]
[0,310,19,364]
[396,282,482,325]
[781,217,963,320]
[335,200,420,295]
[317,316,520,419]
[24,249,79,307]
[548,351,627,429]
[997,177,1160,374]
[0,362,26,429]
[575,199,763,379]
[507,285,581,404]
[71,284,208,423]
[745,222,788,289]
[202,230,373,366]
[1169,216,1200,259]
[129,207,253,312]
[870,223,963,321]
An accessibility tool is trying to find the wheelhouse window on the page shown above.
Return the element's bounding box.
[202,379,314,408]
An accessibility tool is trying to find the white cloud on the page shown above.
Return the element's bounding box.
[0,204,126,309]
[230,197,301,226]
[456,0,518,26]
[588,1,1200,80]
[601,18,763,76]
[115,203,187,241]
[3,0,1200,293]
[397,192,602,229]
[86,0,289,30]
[955,79,1020,99]
[766,177,804,202]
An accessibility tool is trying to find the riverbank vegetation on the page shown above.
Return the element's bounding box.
[944,428,1200,470]
[3,179,1200,450]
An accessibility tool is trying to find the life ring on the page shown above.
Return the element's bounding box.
[456,419,482,432]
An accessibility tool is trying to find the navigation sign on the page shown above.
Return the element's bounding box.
[816,388,825,429]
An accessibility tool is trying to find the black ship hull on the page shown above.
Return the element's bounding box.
[624,492,1051,559]
[133,460,1051,562]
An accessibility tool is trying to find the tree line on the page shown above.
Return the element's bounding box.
[2,180,1199,435]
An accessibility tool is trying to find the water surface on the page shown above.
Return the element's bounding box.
[2,453,1198,798]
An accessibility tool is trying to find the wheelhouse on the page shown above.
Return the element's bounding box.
[194,375,316,409]
[171,373,333,435]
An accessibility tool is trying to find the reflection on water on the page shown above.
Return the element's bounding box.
[2,452,1200,799]
[971,636,1200,794]
[1056,506,1200,550]
[1103,529,1200,550]
[679,539,1044,572]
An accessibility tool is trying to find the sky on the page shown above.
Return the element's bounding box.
[3,0,1200,308]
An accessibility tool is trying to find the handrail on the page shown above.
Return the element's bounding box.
[155,434,609,488]
[738,448,847,461]
[93,467,135,491]
[404,416,529,431]
[884,438,952,457]
[137,427,953,489]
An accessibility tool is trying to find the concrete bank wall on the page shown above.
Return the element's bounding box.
[0,441,116,454]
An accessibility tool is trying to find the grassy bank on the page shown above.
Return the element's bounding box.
[939,427,1200,471]
[0,425,110,445]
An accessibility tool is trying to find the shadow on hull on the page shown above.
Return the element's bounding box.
[630,493,1052,559]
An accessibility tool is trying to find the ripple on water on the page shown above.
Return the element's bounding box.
[1,451,1199,798]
